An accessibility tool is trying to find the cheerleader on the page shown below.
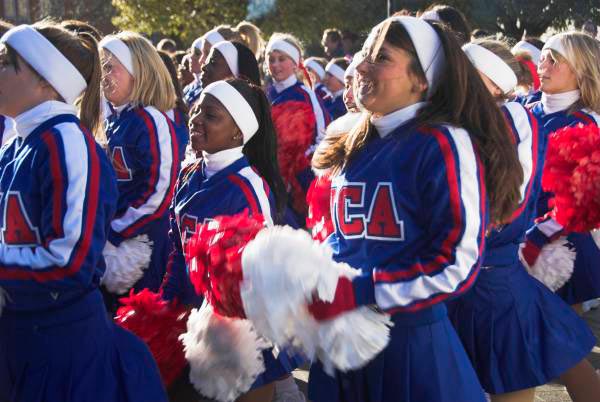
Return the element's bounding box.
[160,78,304,402]
[265,33,330,225]
[200,40,261,87]
[184,24,262,107]
[450,38,599,402]
[524,32,600,313]
[99,32,179,298]
[0,22,166,401]
[512,38,544,104]
[307,16,522,402]
[305,56,332,101]
[158,50,190,165]
[323,57,350,120]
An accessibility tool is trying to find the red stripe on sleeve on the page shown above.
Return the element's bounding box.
[227,174,259,215]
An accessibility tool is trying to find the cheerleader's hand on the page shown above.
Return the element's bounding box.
[520,217,565,268]
[308,276,358,321]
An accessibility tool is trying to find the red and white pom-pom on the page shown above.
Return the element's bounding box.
[306,174,334,242]
[241,225,392,373]
[272,101,316,214]
[102,235,153,294]
[186,212,391,374]
[520,236,575,291]
[115,289,189,387]
[542,123,600,232]
[186,211,265,318]
[180,302,270,402]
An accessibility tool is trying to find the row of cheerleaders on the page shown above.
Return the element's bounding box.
[0,9,599,402]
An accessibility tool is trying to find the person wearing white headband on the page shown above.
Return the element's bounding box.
[512,40,542,66]
[323,58,349,120]
[265,33,331,225]
[0,22,167,402]
[159,78,305,401]
[308,16,524,402]
[99,31,183,301]
[199,40,261,89]
[183,27,228,107]
[451,37,600,402]
[515,31,600,401]
[304,56,332,102]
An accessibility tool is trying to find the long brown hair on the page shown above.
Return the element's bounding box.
[314,20,522,224]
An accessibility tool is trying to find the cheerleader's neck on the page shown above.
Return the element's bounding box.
[202,146,244,179]
[273,75,298,94]
[541,89,580,114]
[371,102,426,138]
[15,100,77,138]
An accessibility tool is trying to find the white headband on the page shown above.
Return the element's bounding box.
[99,36,134,77]
[420,10,441,21]
[266,39,300,65]
[463,43,517,94]
[305,58,325,79]
[543,33,568,59]
[386,16,445,97]
[203,29,226,47]
[345,55,360,79]
[1,25,87,105]
[192,37,203,51]
[325,60,346,83]
[201,81,259,144]
[512,40,542,65]
[213,41,239,77]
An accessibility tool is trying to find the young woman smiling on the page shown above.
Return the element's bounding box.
[307,16,522,402]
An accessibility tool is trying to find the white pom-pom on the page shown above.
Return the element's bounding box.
[101,234,153,294]
[180,302,270,402]
[520,236,576,291]
[241,225,391,372]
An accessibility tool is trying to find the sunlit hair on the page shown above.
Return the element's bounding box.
[107,31,176,112]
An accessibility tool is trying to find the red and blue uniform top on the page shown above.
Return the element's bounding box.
[267,76,331,146]
[483,102,541,267]
[529,101,600,216]
[183,79,203,107]
[161,154,274,305]
[314,83,332,104]
[324,90,347,121]
[327,105,488,314]
[104,104,180,293]
[0,101,118,312]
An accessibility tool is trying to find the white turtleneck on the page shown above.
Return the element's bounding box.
[332,88,344,100]
[202,146,244,179]
[541,89,580,114]
[15,100,77,139]
[371,102,426,138]
[273,75,298,94]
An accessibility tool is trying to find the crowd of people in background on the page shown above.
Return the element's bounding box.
[0,3,599,402]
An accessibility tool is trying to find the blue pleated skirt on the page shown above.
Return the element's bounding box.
[251,348,307,388]
[556,232,600,305]
[308,304,486,402]
[0,289,167,402]
[448,262,596,394]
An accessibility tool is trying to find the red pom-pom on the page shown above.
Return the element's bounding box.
[306,174,334,242]
[185,211,265,318]
[271,101,316,214]
[115,289,189,387]
[542,123,600,232]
